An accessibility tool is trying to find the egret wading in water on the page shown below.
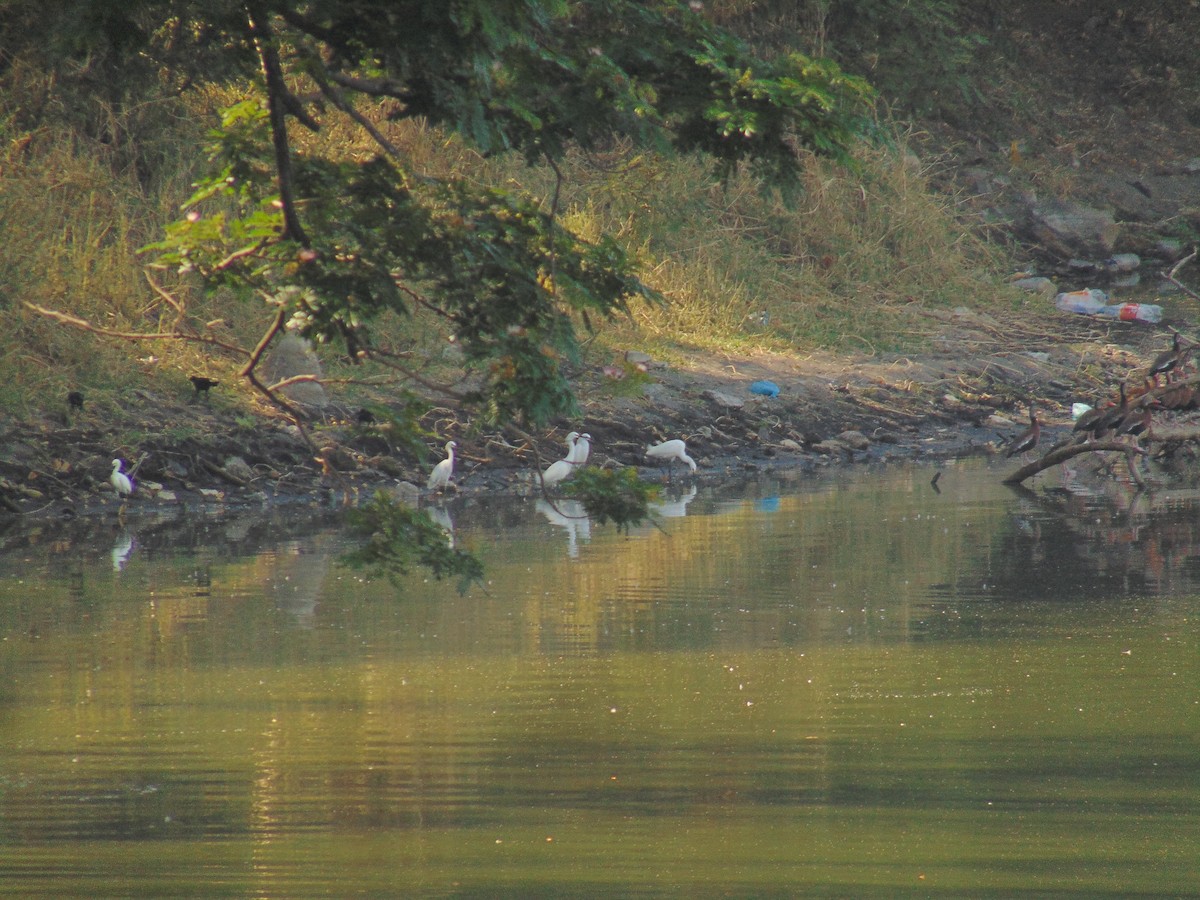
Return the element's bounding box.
[110,459,134,496]
[427,440,457,490]
[542,432,580,488]
[645,439,697,480]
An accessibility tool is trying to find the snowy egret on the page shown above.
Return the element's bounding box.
[542,433,579,487]
[110,459,134,496]
[645,439,697,477]
[427,440,457,490]
[570,432,591,465]
[1004,403,1040,458]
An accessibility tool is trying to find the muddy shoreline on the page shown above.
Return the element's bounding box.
[2,301,1180,530]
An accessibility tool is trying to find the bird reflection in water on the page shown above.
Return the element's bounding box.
[427,505,455,548]
[536,499,592,558]
[650,485,697,518]
[111,530,135,572]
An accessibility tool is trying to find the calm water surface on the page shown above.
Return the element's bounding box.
[1,461,1197,897]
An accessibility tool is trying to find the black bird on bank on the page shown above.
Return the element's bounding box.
[1072,403,1106,442]
[356,407,377,426]
[67,391,84,412]
[1075,381,1128,442]
[1116,398,1158,442]
[1005,403,1041,458]
[1094,381,1130,437]
[1147,330,1185,386]
[1116,408,1152,442]
[189,375,219,398]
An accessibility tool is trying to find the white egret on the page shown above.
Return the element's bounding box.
[645,439,697,478]
[570,432,592,465]
[427,440,457,490]
[110,459,134,497]
[542,432,581,487]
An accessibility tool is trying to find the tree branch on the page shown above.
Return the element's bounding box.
[246,4,310,244]
[237,305,320,451]
[1162,246,1198,301]
[1002,439,1147,484]
[312,69,405,160]
[326,70,409,100]
[366,347,469,400]
[23,302,248,357]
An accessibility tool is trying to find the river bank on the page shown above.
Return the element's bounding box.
[2,293,1190,527]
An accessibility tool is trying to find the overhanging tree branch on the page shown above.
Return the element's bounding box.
[246,4,310,245]
[23,302,248,358]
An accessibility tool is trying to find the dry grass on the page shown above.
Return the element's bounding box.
[1,75,1022,420]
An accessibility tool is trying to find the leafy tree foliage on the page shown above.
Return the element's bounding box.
[6,0,873,581]
[564,466,660,531]
[343,493,484,593]
[8,0,873,425]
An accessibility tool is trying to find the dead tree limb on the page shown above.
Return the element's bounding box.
[1162,247,1198,302]
[1003,440,1146,484]
[23,302,248,357]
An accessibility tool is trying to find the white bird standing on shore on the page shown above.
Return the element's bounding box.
[110,459,134,497]
[645,439,697,478]
[570,432,591,465]
[427,440,457,490]
[542,432,580,487]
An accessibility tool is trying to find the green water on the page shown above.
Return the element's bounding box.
[0,462,1197,897]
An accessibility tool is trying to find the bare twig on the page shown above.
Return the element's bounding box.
[1162,247,1199,301]
[214,238,271,272]
[23,302,248,357]
[144,271,189,320]
[311,69,405,160]
[238,306,319,452]
[325,70,407,99]
[367,347,469,400]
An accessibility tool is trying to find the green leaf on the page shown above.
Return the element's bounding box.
[564,466,658,532]
[342,493,484,593]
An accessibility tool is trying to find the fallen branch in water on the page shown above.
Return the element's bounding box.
[1003,439,1147,485]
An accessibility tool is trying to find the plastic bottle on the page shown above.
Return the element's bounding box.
[1054,288,1107,315]
[1054,289,1162,323]
[1098,302,1163,324]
